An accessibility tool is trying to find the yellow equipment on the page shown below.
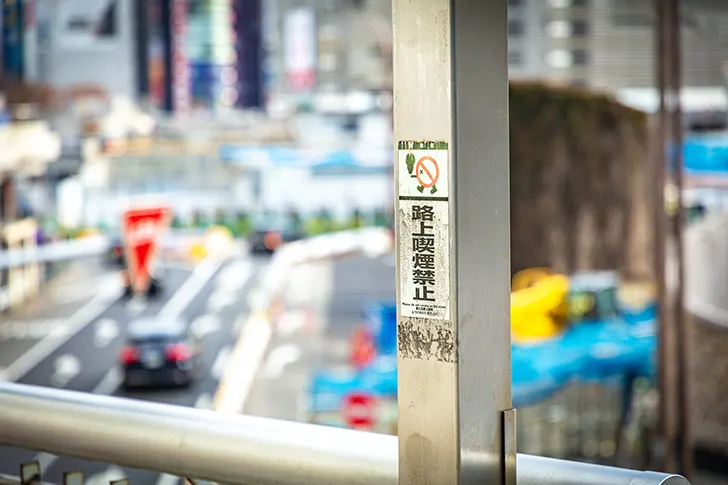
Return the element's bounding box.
[510,268,570,343]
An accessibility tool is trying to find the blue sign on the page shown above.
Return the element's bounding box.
[218,145,305,166]
[2,0,24,78]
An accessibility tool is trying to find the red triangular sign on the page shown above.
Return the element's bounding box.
[122,206,171,295]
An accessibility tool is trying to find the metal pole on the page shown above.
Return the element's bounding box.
[393,1,514,485]
[666,0,693,478]
[0,382,691,485]
[655,0,678,473]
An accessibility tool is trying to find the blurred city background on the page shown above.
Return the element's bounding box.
[1,0,728,484]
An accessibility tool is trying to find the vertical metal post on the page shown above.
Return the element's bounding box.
[393,1,514,485]
[666,0,693,478]
[655,0,678,473]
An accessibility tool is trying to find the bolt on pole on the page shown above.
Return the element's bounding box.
[393,1,515,485]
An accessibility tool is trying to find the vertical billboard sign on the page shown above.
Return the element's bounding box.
[2,0,24,78]
[209,0,237,109]
[171,0,191,116]
[284,7,316,92]
[22,0,36,80]
[148,0,167,109]
[0,0,3,77]
[233,0,263,108]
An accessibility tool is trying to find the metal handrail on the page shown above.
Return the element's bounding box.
[0,237,110,269]
[0,382,688,485]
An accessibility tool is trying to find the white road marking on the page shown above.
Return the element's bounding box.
[207,260,254,313]
[125,296,147,316]
[206,290,236,312]
[160,257,226,320]
[0,285,122,382]
[0,319,63,341]
[154,474,180,485]
[194,392,213,410]
[262,343,301,379]
[86,466,126,485]
[50,353,81,388]
[93,367,122,395]
[216,260,253,288]
[276,310,305,338]
[93,318,119,348]
[232,313,246,336]
[190,314,220,339]
[246,287,268,311]
[211,345,232,381]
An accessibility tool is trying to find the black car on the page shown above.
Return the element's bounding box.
[248,214,304,254]
[107,236,125,266]
[119,318,202,390]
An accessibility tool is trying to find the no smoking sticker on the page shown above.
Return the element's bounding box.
[398,141,450,321]
[399,141,449,198]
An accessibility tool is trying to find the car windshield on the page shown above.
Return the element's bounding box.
[131,335,185,346]
[128,319,185,341]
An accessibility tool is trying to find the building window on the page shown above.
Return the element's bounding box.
[508,19,523,37]
[571,20,588,36]
[508,50,522,67]
[549,0,571,8]
[546,50,572,69]
[572,0,588,6]
[572,49,588,65]
[508,0,522,6]
[546,20,570,38]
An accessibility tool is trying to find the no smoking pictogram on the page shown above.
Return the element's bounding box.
[415,156,439,194]
[416,157,439,188]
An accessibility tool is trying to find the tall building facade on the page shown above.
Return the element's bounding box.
[265,0,390,100]
[135,0,263,114]
[507,0,728,92]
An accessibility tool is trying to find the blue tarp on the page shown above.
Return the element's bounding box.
[307,301,657,413]
[311,150,390,176]
[676,134,728,175]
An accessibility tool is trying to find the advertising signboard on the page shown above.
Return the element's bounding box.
[284,8,316,92]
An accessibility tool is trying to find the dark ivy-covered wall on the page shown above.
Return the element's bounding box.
[509,82,653,280]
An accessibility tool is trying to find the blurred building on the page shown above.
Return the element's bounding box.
[135,0,263,114]
[508,0,728,92]
[264,0,391,115]
[506,0,728,126]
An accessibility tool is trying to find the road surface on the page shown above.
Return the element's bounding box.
[0,252,268,485]
[244,252,396,423]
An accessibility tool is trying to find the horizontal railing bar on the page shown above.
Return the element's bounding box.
[0,473,55,485]
[0,237,110,269]
[0,382,688,485]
